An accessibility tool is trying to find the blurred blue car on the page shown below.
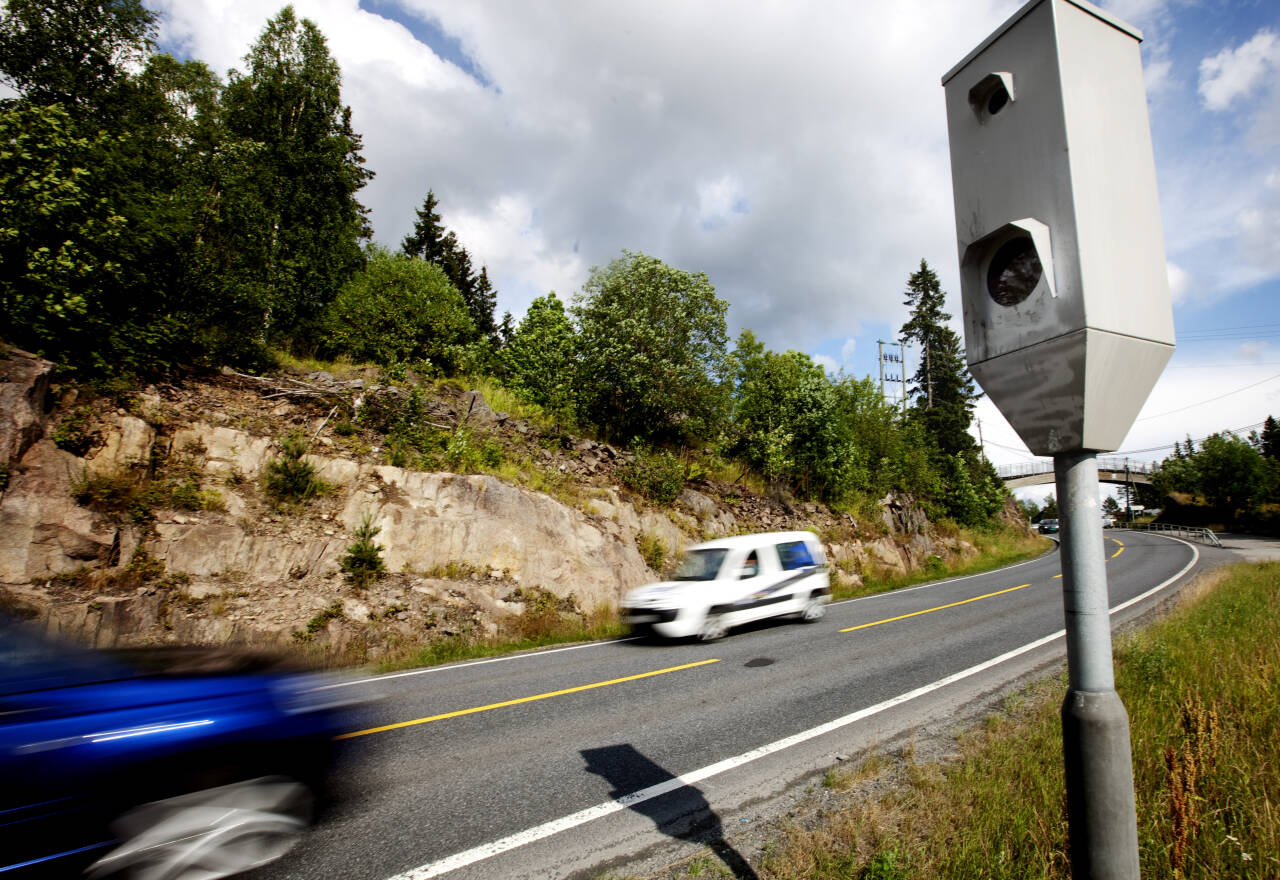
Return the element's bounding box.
[0,617,356,879]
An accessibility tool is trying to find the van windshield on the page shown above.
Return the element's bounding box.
[672,548,729,581]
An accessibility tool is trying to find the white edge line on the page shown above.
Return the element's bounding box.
[330,541,1065,691]
[313,637,643,691]
[387,538,1199,880]
[830,542,1058,606]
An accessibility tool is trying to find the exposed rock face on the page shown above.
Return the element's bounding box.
[0,359,1027,655]
[0,347,54,466]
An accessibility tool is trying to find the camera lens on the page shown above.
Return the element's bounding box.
[987,86,1009,115]
[986,236,1042,306]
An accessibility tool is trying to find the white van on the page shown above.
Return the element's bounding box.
[621,531,831,641]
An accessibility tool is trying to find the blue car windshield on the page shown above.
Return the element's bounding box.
[0,618,134,695]
[672,549,729,581]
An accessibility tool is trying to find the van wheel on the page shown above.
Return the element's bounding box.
[697,614,727,642]
[800,597,826,622]
[87,776,311,880]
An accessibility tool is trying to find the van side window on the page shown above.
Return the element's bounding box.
[777,541,815,571]
[740,551,759,579]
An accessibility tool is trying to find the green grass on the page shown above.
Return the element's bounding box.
[374,611,627,673]
[755,562,1280,880]
[835,528,1053,601]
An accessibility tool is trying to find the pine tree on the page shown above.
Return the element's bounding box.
[401,190,497,341]
[898,259,978,456]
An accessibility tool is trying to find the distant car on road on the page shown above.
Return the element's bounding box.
[1038,518,1060,534]
[1101,515,1116,528]
[0,617,357,879]
[622,531,831,641]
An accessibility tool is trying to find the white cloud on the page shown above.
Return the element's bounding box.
[149,0,1023,355]
[840,338,857,365]
[1198,29,1280,112]
[1166,261,1190,304]
[812,353,840,375]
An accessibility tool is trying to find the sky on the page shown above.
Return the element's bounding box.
[146,0,1280,501]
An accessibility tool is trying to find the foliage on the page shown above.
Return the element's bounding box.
[263,433,324,503]
[573,251,730,445]
[401,189,497,342]
[636,530,669,572]
[499,291,577,415]
[220,5,372,349]
[759,562,1280,880]
[0,0,156,114]
[52,405,96,455]
[72,468,166,522]
[620,447,686,504]
[322,245,475,371]
[899,259,978,458]
[341,512,386,587]
[1154,429,1273,514]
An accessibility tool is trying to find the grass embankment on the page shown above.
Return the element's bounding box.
[372,605,627,673]
[752,562,1280,880]
[836,529,1053,601]
[366,527,1047,674]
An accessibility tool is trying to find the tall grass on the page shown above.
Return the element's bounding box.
[753,562,1280,880]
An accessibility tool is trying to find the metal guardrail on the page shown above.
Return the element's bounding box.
[995,458,1157,479]
[1120,522,1222,548]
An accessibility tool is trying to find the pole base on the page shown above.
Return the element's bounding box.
[1061,689,1140,879]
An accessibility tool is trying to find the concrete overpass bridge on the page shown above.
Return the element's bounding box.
[996,457,1155,489]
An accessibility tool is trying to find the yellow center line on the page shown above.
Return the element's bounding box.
[335,658,722,740]
[1110,538,1125,558]
[839,583,1032,633]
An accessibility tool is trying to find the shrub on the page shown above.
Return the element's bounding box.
[341,513,386,588]
[636,530,669,572]
[320,246,476,371]
[263,433,325,503]
[72,468,165,522]
[620,447,686,504]
[52,406,96,456]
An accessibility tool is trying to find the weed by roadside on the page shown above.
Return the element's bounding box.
[749,562,1280,880]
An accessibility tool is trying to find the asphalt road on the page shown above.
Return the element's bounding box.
[250,529,1207,880]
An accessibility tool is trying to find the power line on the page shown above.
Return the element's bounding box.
[1135,372,1280,421]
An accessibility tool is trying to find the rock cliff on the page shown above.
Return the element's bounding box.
[0,347,1008,660]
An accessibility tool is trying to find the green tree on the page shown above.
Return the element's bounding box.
[341,512,386,587]
[0,0,155,114]
[1041,494,1059,518]
[500,292,578,415]
[0,103,127,361]
[321,246,475,370]
[402,189,497,342]
[574,251,730,445]
[899,259,978,457]
[1260,416,1280,460]
[1195,432,1267,512]
[221,5,372,347]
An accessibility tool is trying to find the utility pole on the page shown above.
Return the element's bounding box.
[877,339,907,413]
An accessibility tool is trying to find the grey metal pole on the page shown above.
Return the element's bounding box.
[1054,451,1140,879]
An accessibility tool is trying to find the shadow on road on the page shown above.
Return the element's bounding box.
[581,744,759,880]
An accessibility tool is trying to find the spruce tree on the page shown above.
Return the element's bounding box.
[402,190,498,341]
[899,259,978,457]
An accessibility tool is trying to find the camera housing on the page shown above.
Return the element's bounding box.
[942,0,1174,454]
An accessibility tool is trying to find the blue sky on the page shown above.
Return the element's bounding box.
[150,0,1280,480]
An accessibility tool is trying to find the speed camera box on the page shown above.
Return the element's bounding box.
[942,0,1174,455]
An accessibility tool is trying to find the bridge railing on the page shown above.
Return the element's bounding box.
[1120,522,1222,548]
[995,458,1157,479]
